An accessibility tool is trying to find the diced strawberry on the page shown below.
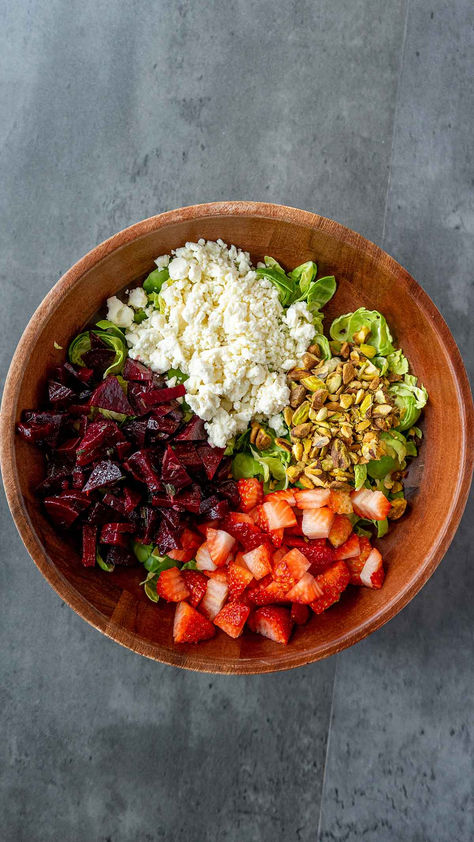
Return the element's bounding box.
[200,578,229,620]
[247,576,290,605]
[328,514,353,548]
[302,507,335,539]
[351,488,391,521]
[284,534,308,547]
[273,548,310,588]
[173,601,216,644]
[182,570,208,607]
[223,511,266,550]
[195,542,217,572]
[291,603,310,625]
[156,567,190,603]
[264,489,296,506]
[205,569,228,584]
[248,605,293,644]
[206,528,236,567]
[237,477,264,512]
[234,550,247,567]
[294,488,330,509]
[262,498,297,530]
[286,571,322,604]
[227,561,254,600]
[346,536,373,585]
[269,528,284,548]
[167,547,195,562]
[310,561,350,614]
[334,533,360,560]
[214,601,251,638]
[249,504,268,531]
[272,547,287,566]
[196,519,220,537]
[347,544,384,588]
[298,539,335,573]
[167,527,202,562]
[242,543,273,580]
[328,489,353,514]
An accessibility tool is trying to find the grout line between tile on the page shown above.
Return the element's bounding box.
[381,0,411,247]
[316,4,411,839]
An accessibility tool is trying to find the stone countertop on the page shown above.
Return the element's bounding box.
[0,2,472,840]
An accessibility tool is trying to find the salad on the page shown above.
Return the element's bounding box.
[17,240,427,646]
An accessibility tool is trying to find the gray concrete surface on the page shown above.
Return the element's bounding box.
[0,1,472,840]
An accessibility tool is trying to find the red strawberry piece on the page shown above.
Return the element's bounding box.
[195,542,217,572]
[249,504,268,531]
[182,570,208,607]
[262,498,297,530]
[350,488,391,521]
[263,489,296,506]
[347,540,384,588]
[247,576,290,605]
[269,528,284,548]
[200,578,229,620]
[173,601,216,644]
[196,519,220,537]
[293,488,330,509]
[206,528,236,567]
[214,601,250,638]
[302,507,335,539]
[273,548,310,588]
[272,547,287,566]
[167,527,202,562]
[310,561,350,614]
[156,567,190,602]
[222,511,265,550]
[286,571,322,604]
[248,605,293,644]
[227,561,254,600]
[291,603,310,625]
[237,478,264,512]
[328,514,353,548]
[242,543,273,580]
[303,540,336,573]
[205,569,228,583]
[334,533,360,560]
[284,534,308,547]
[327,489,353,514]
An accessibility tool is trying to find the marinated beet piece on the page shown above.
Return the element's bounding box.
[63,361,95,385]
[122,418,148,448]
[100,522,136,546]
[140,385,186,408]
[199,495,229,520]
[126,382,150,416]
[173,484,202,514]
[82,460,122,493]
[147,414,181,438]
[56,436,81,455]
[86,501,113,525]
[103,485,141,516]
[215,456,232,482]
[175,414,207,441]
[172,442,203,471]
[160,508,184,529]
[76,418,124,466]
[216,479,240,508]
[197,443,226,480]
[150,494,181,509]
[43,492,88,527]
[35,458,73,495]
[139,506,160,544]
[105,545,138,567]
[123,358,154,382]
[82,348,116,375]
[155,518,181,555]
[17,412,64,446]
[48,381,75,408]
[161,445,192,490]
[88,376,134,416]
[81,525,97,567]
[115,440,132,461]
[71,466,87,489]
[124,450,162,491]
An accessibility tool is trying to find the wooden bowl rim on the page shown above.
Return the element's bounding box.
[1,201,472,673]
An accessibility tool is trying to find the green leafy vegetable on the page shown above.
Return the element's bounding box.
[354,463,368,490]
[314,334,332,360]
[132,541,153,564]
[256,265,296,307]
[373,356,389,375]
[303,276,336,312]
[134,309,147,324]
[143,267,169,294]
[376,518,389,538]
[144,551,179,575]
[68,321,128,377]
[181,560,198,570]
[367,454,398,480]
[354,524,373,538]
[167,368,189,383]
[289,261,317,294]
[96,548,114,572]
[330,308,395,356]
[387,349,409,375]
[232,452,264,480]
[390,374,428,431]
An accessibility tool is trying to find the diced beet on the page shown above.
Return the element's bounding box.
[123,358,154,382]
[146,414,181,438]
[56,437,81,455]
[160,508,184,529]
[122,418,148,448]
[44,494,86,528]
[89,376,134,416]
[103,485,141,516]
[172,442,203,472]
[63,361,95,385]
[216,479,240,508]
[150,494,181,509]
[90,332,109,349]
[161,445,192,490]
[86,501,113,525]
[199,495,229,520]
[82,525,97,567]
[76,418,124,466]
[48,381,75,408]
[71,466,87,489]
[215,456,232,483]
[105,545,138,567]
[155,518,181,554]
[173,484,202,514]
[197,443,225,480]
[139,506,160,544]
[67,404,92,417]
[82,460,122,493]
[140,385,186,408]
[82,348,116,376]
[124,450,162,491]
[115,440,132,460]
[17,412,64,446]
[126,382,150,416]
[100,522,136,546]
[175,414,207,441]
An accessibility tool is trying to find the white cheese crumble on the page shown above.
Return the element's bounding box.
[107,239,315,447]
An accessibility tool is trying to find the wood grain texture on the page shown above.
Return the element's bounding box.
[1,202,472,673]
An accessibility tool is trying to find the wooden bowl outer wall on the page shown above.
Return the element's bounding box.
[1,202,472,674]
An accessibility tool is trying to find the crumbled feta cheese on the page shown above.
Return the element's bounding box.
[106,295,134,328]
[117,240,315,447]
[268,414,286,437]
[128,287,148,309]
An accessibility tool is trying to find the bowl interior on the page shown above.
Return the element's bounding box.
[3,205,472,672]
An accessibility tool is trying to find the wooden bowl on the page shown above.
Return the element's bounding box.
[1,202,472,673]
